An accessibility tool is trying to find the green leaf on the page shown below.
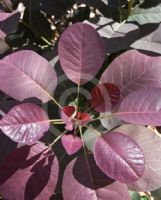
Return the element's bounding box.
[127,3,161,25]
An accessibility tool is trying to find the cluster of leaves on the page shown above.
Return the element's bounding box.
[1,0,161,200]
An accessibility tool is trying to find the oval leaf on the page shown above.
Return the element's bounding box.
[62,154,130,200]
[58,22,105,85]
[116,87,161,126]
[0,142,59,200]
[61,134,83,155]
[63,106,75,117]
[0,103,49,144]
[0,50,57,103]
[100,50,161,101]
[89,83,120,112]
[94,132,145,183]
[115,125,161,191]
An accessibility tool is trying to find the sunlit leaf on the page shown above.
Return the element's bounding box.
[0,50,57,103]
[0,103,49,144]
[116,88,161,126]
[115,125,161,191]
[61,134,83,155]
[100,50,161,101]
[94,132,145,183]
[58,22,105,84]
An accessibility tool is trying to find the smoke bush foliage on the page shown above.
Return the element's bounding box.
[0,0,161,200]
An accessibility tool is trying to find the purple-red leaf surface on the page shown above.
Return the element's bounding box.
[100,50,161,101]
[115,125,161,191]
[76,112,91,125]
[63,106,75,117]
[116,87,161,126]
[61,106,91,130]
[0,142,59,200]
[62,155,130,200]
[61,106,75,130]
[58,22,105,85]
[61,134,83,155]
[0,50,57,103]
[94,132,145,183]
[0,103,49,144]
[89,83,120,112]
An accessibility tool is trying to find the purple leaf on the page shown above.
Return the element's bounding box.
[89,83,120,112]
[83,116,122,153]
[115,125,161,191]
[61,106,75,131]
[75,112,91,125]
[61,106,91,130]
[100,50,161,100]
[62,106,75,117]
[0,11,20,39]
[116,87,161,126]
[94,132,145,183]
[0,142,59,200]
[0,50,57,103]
[61,134,83,155]
[62,154,130,200]
[58,22,105,85]
[0,103,49,144]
